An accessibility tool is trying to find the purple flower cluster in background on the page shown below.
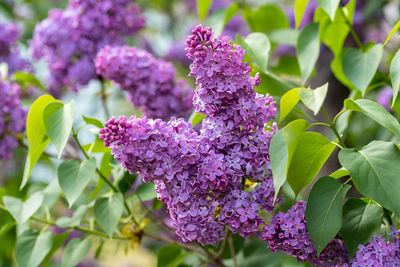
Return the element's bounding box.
[95,45,193,120]
[30,0,145,94]
[350,229,400,266]
[0,23,31,75]
[0,80,26,161]
[100,25,279,245]
[262,201,349,266]
[376,86,394,112]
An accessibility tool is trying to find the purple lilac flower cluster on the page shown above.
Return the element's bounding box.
[100,25,279,244]
[376,86,393,112]
[0,80,26,161]
[350,229,400,266]
[262,201,349,266]
[95,45,193,120]
[30,0,144,94]
[0,23,31,75]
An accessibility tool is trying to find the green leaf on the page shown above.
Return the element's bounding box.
[82,115,104,128]
[341,198,383,258]
[344,98,400,139]
[3,192,44,224]
[278,88,301,123]
[42,233,68,267]
[305,176,350,255]
[197,0,213,21]
[61,238,92,267]
[56,205,87,227]
[255,71,294,97]
[331,50,355,89]
[206,3,239,36]
[270,119,309,200]
[390,49,400,106]
[43,101,74,158]
[135,182,157,202]
[342,44,382,95]
[295,0,310,29]
[22,95,58,189]
[268,29,298,46]
[316,0,340,20]
[339,141,400,218]
[237,33,271,72]
[94,193,124,237]
[296,23,320,84]
[299,83,328,115]
[244,5,288,34]
[287,132,336,195]
[13,72,46,92]
[16,230,53,267]
[320,9,350,56]
[380,20,400,50]
[329,168,349,179]
[189,112,206,127]
[157,245,182,267]
[83,137,110,154]
[58,158,97,207]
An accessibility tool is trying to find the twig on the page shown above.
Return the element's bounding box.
[99,77,110,119]
[339,8,363,48]
[322,106,346,148]
[216,229,230,258]
[228,233,238,267]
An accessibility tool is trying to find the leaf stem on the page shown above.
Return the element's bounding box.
[339,8,363,48]
[99,76,110,119]
[322,106,346,148]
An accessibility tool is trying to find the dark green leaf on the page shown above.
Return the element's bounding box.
[339,141,400,218]
[61,238,92,267]
[342,44,382,95]
[56,205,87,227]
[43,101,74,158]
[157,245,181,267]
[299,83,328,115]
[16,230,53,267]
[287,132,336,195]
[136,182,157,202]
[305,176,350,255]
[3,192,44,224]
[94,193,124,237]
[341,198,383,258]
[244,5,288,34]
[296,23,320,84]
[390,49,400,106]
[58,158,97,207]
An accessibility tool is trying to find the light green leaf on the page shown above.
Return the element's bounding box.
[339,141,400,218]
[306,176,350,255]
[299,83,328,115]
[56,205,87,227]
[94,193,124,237]
[13,72,46,92]
[296,23,320,84]
[278,88,301,123]
[316,0,341,20]
[189,112,206,127]
[287,132,336,195]
[16,230,53,267]
[43,101,74,158]
[244,5,288,34]
[82,115,104,128]
[344,98,400,139]
[22,95,57,189]
[237,32,271,72]
[83,137,110,154]
[270,119,309,200]
[341,198,383,258]
[268,29,298,46]
[295,0,310,29]
[329,168,349,179]
[3,192,44,224]
[197,0,213,21]
[342,44,382,95]
[58,158,97,207]
[61,238,92,267]
[381,20,400,50]
[390,49,400,106]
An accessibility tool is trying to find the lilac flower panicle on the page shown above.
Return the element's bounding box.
[95,45,194,120]
[262,201,349,266]
[100,25,280,245]
[0,23,31,74]
[0,80,26,161]
[30,0,145,94]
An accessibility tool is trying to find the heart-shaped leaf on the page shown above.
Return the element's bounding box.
[316,0,341,20]
[339,141,400,218]
[305,176,350,255]
[56,205,87,228]
[237,32,271,72]
[278,88,301,123]
[15,230,53,267]
[299,83,329,115]
[390,49,400,106]
[296,23,320,84]
[61,238,92,267]
[94,193,124,237]
[342,44,382,95]
[43,101,74,158]
[58,158,97,207]
[3,192,44,224]
[82,115,104,128]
